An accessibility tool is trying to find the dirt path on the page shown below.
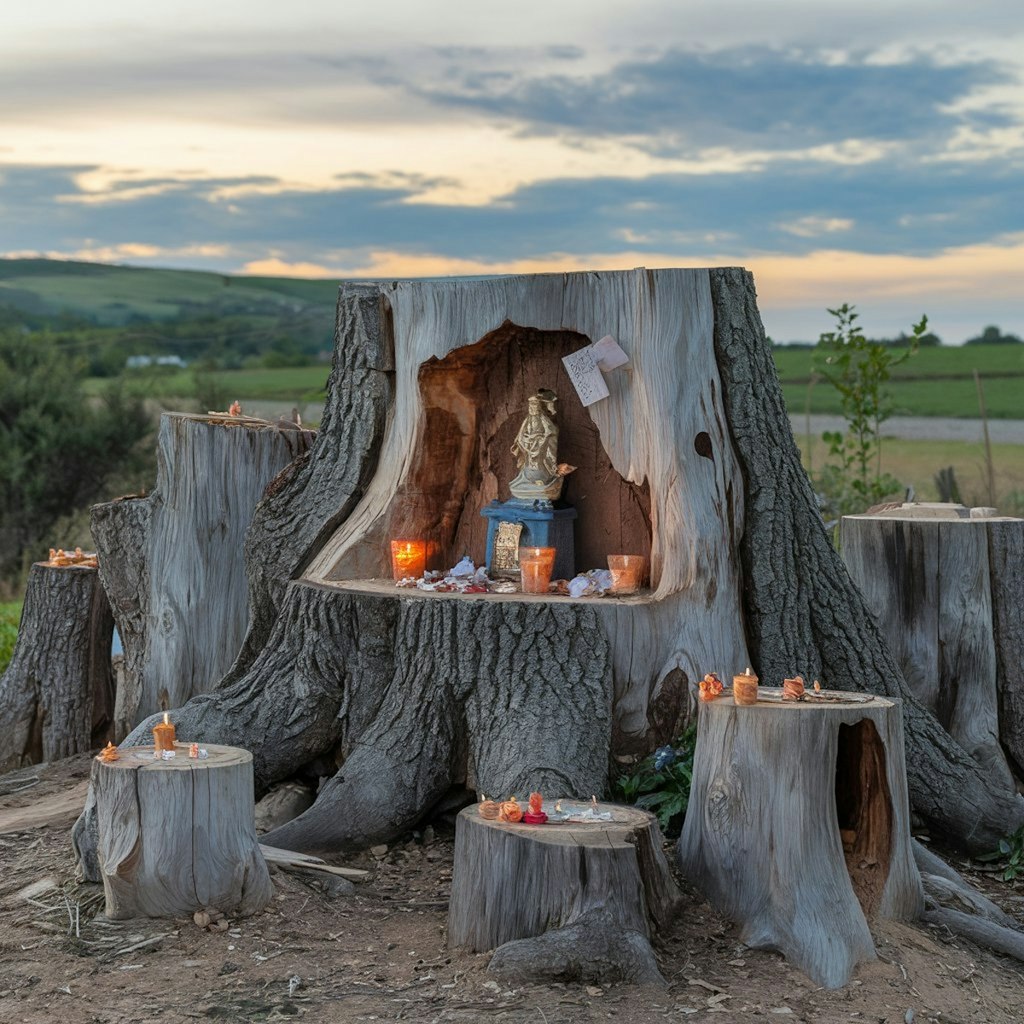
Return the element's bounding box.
[792,414,1024,444]
[1,757,1023,1023]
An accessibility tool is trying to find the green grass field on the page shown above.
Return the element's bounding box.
[0,602,22,673]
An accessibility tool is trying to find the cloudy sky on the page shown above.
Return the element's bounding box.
[2,1,1022,341]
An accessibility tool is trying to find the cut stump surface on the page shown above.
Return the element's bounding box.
[93,742,272,920]
[678,691,922,989]
[448,801,680,985]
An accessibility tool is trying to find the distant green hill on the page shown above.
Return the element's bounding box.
[0,258,339,326]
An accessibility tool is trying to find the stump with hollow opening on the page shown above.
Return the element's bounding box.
[678,691,922,989]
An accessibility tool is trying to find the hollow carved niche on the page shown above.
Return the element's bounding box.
[327,322,652,580]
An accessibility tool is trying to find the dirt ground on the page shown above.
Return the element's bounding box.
[1,757,1023,1024]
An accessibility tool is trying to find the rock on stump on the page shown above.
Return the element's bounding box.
[678,691,922,989]
[0,561,114,771]
[93,742,272,920]
[448,801,681,985]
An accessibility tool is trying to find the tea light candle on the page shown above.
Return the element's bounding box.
[733,666,759,706]
[153,711,176,751]
[607,554,647,595]
[390,539,426,581]
[519,546,556,595]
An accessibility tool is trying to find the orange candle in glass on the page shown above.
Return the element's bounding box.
[607,554,647,595]
[153,711,176,751]
[519,546,556,594]
[733,667,759,706]
[390,539,427,581]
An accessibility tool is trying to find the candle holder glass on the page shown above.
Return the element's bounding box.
[607,554,648,595]
[519,546,556,595]
[390,539,427,581]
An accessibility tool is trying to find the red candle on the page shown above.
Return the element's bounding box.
[519,546,555,594]
[153,712,176,751]
[390,539,427,581]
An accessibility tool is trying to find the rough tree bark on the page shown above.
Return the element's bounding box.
[678,693,922,988]
[75,267,1019,887]
[841,506,1024,786]
[708,267,1024,852]
[92,412,313,736]
[0,562,113,770]
[449,803,680,985]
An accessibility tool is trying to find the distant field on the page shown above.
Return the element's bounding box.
[776,343,1024,418]
[795,435,1024,513]
[84,365,330,403]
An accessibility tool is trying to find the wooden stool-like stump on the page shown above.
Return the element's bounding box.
[448,801,681,985]
[678,692,922,989]
[93,743,273,920]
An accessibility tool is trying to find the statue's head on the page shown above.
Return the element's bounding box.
[527,396,541,414]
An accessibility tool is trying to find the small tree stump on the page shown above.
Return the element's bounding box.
[0,561,113,772]
[678,691,922,989]
[93,742,272,920]
[448,802,681,985]
[842,504,1024,783]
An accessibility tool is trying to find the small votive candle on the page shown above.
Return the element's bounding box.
[153,711,176,751]
[390,539,426,581]
[733,666,759,706]
[519,546,556,595]
[607,554,647,595]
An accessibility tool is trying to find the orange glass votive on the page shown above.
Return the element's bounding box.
[607,554,647,595]
[733,667,759,706]
[153,712,176,751]
[519,546,556,595]
[390,539,427,581]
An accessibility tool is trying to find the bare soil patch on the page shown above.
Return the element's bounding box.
[1,756,1022,1023]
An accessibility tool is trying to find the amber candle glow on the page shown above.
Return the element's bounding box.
[607,554,647,595]
[390,539,427,581]
[519,546,556,595]
[153,711,176,751]
[733,667,759,706]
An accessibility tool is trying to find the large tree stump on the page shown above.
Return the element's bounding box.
[93,742,272,919]
[841,504,1024,783]
[0,561,113,771]
[448,802,680,985]
[74,268,1024,878]
[92,412,313,736]
[678,691,922,989]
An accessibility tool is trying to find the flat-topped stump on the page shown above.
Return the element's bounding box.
[93,742,272,920]
[678,690,922,989]
[448,800,681,985]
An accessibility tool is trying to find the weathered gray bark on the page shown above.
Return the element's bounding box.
[0,562,113,771]
[226,289,393,680]
[93,743,272,919]
[708,266,1024,853]
[450,803,679,985]
[989,520,1024,774]
[74,581,612,872]
[92,412,312,735]
[841,508,1023,790]
[678,692,922,989]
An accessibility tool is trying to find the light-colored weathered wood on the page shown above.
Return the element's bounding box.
[0,562,113,771]
[93,742,272,919]
[258,844,368,879]
[678,692,922,989]
[92,413,312,736]
[841,507,1024,787]
[449,801,680,985]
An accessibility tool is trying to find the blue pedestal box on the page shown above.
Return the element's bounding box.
[481,500,577,580]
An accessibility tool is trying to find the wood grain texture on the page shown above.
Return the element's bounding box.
[92,413,312,735]
[93,742,272,919]
[0,563,113,770]
[988,520,1024,774]
[449,802,679,984]
[677,693,922,989]
[709,267,1024,853]
[841,512,1021,790]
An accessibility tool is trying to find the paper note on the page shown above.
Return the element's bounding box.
[591,335,630,372]
[562,347,610,407]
